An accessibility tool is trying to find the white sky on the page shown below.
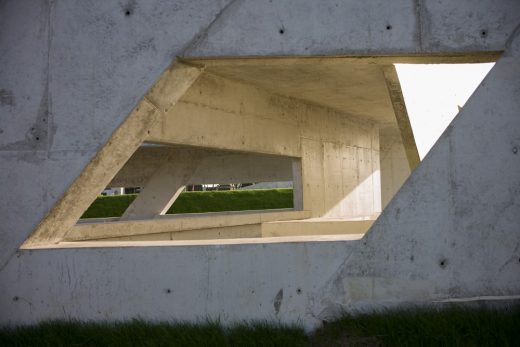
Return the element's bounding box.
[395,63,495,159]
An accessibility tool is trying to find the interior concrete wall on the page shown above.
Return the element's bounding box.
[74,71,382,240]
[1,0,519,331]
[148,72,382,219]
[380,131,412,208]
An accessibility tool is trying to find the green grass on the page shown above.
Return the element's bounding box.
[81,189,294,219]
[311,307,520,347]
[1,308,519,346]
[168,189,293,214]
[0,320,307,347]
[81,194,138,219]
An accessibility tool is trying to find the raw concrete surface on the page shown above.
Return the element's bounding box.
[141,71,384,221]
[313,27,520,319]
[380,130,411,208]
[109,146,294,188]
[68,209,310,241]
[1,0,519,331]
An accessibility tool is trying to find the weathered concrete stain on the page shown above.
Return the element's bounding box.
[0,89,15,107]
[0,84,51,151]
[273,288,283,315]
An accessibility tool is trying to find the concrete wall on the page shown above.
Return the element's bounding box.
[0,238,360,329]
[312,34,520,318]
[71,71,382,239]
[2,0,517,257]
[3,37,519,329]
[1,0,519,331]
[147,72,382,219]
[186,0,520,57]
[380,131,412,208]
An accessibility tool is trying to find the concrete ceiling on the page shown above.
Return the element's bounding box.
[188,58,399,128]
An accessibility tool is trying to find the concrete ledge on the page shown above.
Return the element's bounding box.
[53,233,365,249]
[98,224,262,242]
[65,209,310,242]
[262,218,375,237]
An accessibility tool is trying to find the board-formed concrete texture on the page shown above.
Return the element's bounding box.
[1,0,520,330]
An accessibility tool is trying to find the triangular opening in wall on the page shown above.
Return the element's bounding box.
[396,63,495,160]
[380,62,495,208]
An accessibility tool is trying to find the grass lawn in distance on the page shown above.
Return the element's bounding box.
[81,188,294,219]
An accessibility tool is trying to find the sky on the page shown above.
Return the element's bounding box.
[395,63,495,159]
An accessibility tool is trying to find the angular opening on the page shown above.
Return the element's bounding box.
[66,142,306,242]
[21,55,498,248]
[80,143,300,221]
[397,63,495,159]
[380,62,495,208]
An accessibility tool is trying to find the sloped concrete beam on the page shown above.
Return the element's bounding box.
[22,63,202,247]
[382,66,420,170]
[120,152,204,221]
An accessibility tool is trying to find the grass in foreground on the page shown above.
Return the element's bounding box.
[81,189,294,219]
[1,308,519,346]
[0,320,306,347]
[311,307,520,347]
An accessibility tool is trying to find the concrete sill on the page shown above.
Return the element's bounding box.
[67,209,311,241]
[26,234,365,249]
